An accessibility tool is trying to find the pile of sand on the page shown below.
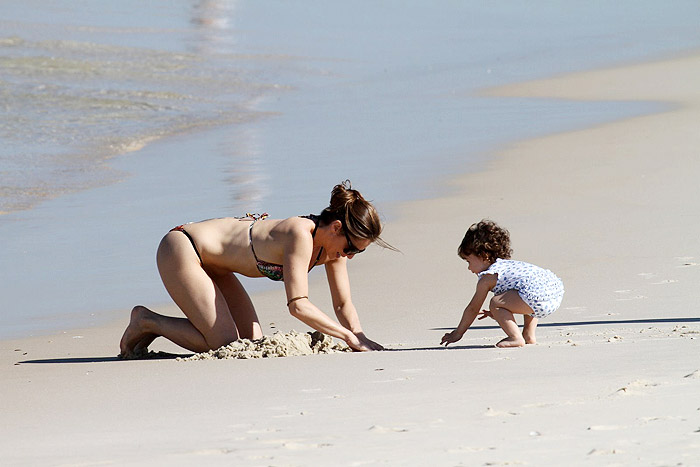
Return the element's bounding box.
[179,330,350,361]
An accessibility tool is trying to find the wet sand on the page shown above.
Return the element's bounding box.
[2,52,700,465]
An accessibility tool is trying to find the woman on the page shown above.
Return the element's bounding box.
[119,181,391,357]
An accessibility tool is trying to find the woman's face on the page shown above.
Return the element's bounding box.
[329,221,372,260]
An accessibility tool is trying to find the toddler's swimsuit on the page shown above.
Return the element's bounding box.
[478,259,564,319]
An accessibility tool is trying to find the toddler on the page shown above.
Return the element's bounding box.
[441,220,564,348]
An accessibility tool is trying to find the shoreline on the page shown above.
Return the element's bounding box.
[3,52,700,464]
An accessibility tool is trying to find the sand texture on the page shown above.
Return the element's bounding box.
[2,53,700,465]
[180,331,350,361]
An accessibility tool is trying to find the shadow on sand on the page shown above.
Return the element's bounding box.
[433,316,700,332]
[17,351,189,365]
[17,317,698,364]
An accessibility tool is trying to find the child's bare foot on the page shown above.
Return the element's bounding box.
[495,337,526,348]
[119,306,157,358]
[523,332,537,345]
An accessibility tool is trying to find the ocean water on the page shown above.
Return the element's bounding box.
[1,0,699,339]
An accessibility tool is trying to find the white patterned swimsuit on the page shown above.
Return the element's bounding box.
[478,259,564,319]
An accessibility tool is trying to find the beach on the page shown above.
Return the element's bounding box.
[3,0,698,338]
[3,48,700,466]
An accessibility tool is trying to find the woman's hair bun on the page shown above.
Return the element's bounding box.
[319,180,398,251]
[329,179,361,210]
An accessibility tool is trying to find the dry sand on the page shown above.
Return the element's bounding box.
[2,52,700,465]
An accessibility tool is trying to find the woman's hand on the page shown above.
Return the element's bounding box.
[345,333,371,351]
[356,332,384,351]
[440,329,464,346]
[346,332,384,351]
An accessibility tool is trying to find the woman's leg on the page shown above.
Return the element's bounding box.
[119,231,238,356]
[489,290,534,348]
[120,305,209,355]
[212,272,263,340]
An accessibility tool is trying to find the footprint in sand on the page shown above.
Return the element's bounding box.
[372,377,412,384]
[639,416,685,424]
[613,290,647,301]
[616,296,646,301]
[368,425,409,433]
[484,407,519,417]
[271,411,311,419]
[588,425,624,431]
[588,448,624,456]
[676,257,698,267]
[651,279,679,285]
[672,326,700,338]
[614,380,661,396]
[282,442,332,450]
[448,446,497,453]
[189,448,234,455]
[246,428,282,434]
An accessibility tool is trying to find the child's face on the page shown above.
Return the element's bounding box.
[463,254,491,274]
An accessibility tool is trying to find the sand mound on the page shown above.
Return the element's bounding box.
[179,330,350,361]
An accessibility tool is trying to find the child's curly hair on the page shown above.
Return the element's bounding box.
[458,219,512,263]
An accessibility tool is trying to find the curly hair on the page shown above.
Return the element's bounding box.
[457,219,512,263]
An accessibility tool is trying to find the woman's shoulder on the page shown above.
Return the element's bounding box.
[276,215,316,231]
[272,216,318,243]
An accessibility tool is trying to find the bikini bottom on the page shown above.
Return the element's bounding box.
[171,225,203,264]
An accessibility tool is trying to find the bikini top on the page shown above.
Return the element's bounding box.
[247,213,323,281]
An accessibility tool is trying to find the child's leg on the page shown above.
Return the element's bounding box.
[523,315,538,345]
[489,290,535,348]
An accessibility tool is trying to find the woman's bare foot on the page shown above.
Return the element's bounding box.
[495,337,526,348]
[119,306,157,358]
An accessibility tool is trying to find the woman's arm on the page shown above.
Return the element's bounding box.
[325,257,384,350]
[440,274,496,346]
[282,222,372,351]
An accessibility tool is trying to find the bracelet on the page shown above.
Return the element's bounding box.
[286,295,309,307]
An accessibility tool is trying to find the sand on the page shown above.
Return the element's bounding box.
[179,331,350,361]
[2,52,700,465]
[117,330,349,361]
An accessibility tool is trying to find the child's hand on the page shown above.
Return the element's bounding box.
[477,310,493,320]
[440,330,464,346]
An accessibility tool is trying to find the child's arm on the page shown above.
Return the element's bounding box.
[440,275,496,346]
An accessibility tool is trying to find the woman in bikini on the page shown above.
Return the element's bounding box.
[119,181,392,356]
